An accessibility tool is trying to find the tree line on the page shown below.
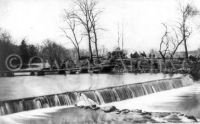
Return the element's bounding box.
[0,31,80,71]
[62,0,200,65]
[1,0,200,71]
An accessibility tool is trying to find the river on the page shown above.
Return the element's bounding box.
[0,73,199,124]
[0,73,181,101]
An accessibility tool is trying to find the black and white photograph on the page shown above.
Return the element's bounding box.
[0,0,200,123]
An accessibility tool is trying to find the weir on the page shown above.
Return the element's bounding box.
[0,76,193,115]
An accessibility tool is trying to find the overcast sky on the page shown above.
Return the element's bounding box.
[0,0,200,52]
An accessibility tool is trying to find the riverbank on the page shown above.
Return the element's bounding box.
[0,105,198,124]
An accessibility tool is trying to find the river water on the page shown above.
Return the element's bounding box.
[0,73,181,101]
[0,73,199,124]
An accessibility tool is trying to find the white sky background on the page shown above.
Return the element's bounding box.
[0,0,200,52]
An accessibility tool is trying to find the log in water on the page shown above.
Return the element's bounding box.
[0,75,193,115]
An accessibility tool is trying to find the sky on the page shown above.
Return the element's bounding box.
[0,0,200,52]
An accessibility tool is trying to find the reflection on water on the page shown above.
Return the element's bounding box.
[0,73,181,101]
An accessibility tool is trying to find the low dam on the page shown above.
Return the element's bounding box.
[0,75,193,115]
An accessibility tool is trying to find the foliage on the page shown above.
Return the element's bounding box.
[40,40,71,68]
[130,52,140,58]
[19,39,39,67]
[0,31,19,71]
[140,52,147,57]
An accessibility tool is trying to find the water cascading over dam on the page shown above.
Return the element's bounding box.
[0,76,193,115]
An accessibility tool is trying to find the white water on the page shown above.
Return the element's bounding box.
[102,83,200,117]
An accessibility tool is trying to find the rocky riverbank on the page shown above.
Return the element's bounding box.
[76,105,198,123]
[0,105,198,124]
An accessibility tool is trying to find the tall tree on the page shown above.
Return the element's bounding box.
[71,0,94,63]
[177,2,199,60]
[159,23,184,61]
[70,0,102,63]
[88,2,102,63]
[61,11,83,61]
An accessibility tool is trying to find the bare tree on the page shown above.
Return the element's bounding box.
[168,28,184,59]
[121,24,124,51]
[115,23,124,51]
[71,0,95,63]
[160,2,199,63]
[68,0,103,64]
[117,24,120,48]
[41,40,70,68]
[159,24,169,62]
[160,23,185,60]
[177,2,199,60]
[61,10,83,61]
[88,5,102,63]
